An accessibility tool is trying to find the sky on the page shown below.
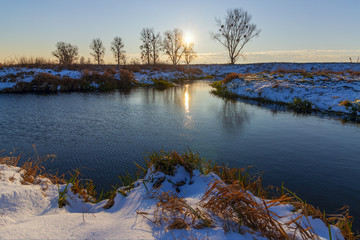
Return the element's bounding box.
[1,0,360,64]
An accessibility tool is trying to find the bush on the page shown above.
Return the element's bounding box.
[152,79,174,89]
[288,98,313,113]
[222,72,241,84]
[119,69,136,88]
[210,81,238,99]
[104,67,117,76]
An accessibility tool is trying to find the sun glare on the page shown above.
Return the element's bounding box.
[184,33,193,47]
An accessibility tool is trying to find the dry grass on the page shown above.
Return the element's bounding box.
[1,148,358,238]
[155,191,213,230]
[142,150,358,238]
[66,170,97,203]
[144,150,208,177]
[281,185,360,240]
[222,72,242,84]
[340,100,352,108]
[206,164,268,198]
[119,69,136,86]
[199,180,319,240]
[327,207,358,240]
[0,146,64,185]
[138,191,213,231]
[3,56,56,68]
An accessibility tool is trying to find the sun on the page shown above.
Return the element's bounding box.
[184,33,193,47]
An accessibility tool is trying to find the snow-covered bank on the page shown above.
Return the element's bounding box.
[0,66,207,92]
[213,71,360,117]
[0,161,347,240]
[1,63,359,92]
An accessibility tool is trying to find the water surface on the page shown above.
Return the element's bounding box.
[1,81,359,231]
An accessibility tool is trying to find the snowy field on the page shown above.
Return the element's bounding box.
[0,163,345,240]
[222,71,360,115]
[199,63,360,116]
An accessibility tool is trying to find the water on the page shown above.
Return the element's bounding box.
[1,80,360,231]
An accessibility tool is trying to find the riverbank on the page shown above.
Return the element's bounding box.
[0,65,208,93]
[1,62,359,93]
[210,69,360,120]
[0,150,356,240]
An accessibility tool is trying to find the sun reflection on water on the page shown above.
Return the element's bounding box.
[183,84,193,129]
[184,85,190,113]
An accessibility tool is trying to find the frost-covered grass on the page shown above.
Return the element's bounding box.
[0,149,357,239]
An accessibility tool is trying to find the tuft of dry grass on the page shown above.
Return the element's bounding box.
[206,164,269,198]
[119,69,136,87]
[67,169,97,203]
[281,185,360,240]
[222,72,242,84]
[104,67,117,76]
[327,207,359,240]
[0,146,63,185]
[199,180,295,239]
[144,150,208,177]
[339,100,352,108]
[139,191,213,230]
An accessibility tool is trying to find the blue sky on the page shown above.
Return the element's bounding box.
[1,0,360,63]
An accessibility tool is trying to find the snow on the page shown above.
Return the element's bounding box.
[0,67,82,91]
[133,69,206,84]
[221,72,360,115]
[0,164,345,239]
[0,67,205,90]
[89,82,100,88]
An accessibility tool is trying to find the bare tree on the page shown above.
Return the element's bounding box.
[52,42,79,64]
[163,29,185,65]
[79,56,85,65]
[184,41,197,65]
[90,38,105,65]
[111,37,126,65]
[140,28,162,64]
[211,8,260,64]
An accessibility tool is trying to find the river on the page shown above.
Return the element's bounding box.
[1,80,359,232]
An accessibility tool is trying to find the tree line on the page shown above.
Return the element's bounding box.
[52,8,260,65]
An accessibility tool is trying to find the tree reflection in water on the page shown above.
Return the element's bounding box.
[219,100,249,131]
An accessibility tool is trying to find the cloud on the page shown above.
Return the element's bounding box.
[194,49,360,64]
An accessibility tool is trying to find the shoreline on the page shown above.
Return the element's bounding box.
[0,150,355,239]
[209,69,360,122]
